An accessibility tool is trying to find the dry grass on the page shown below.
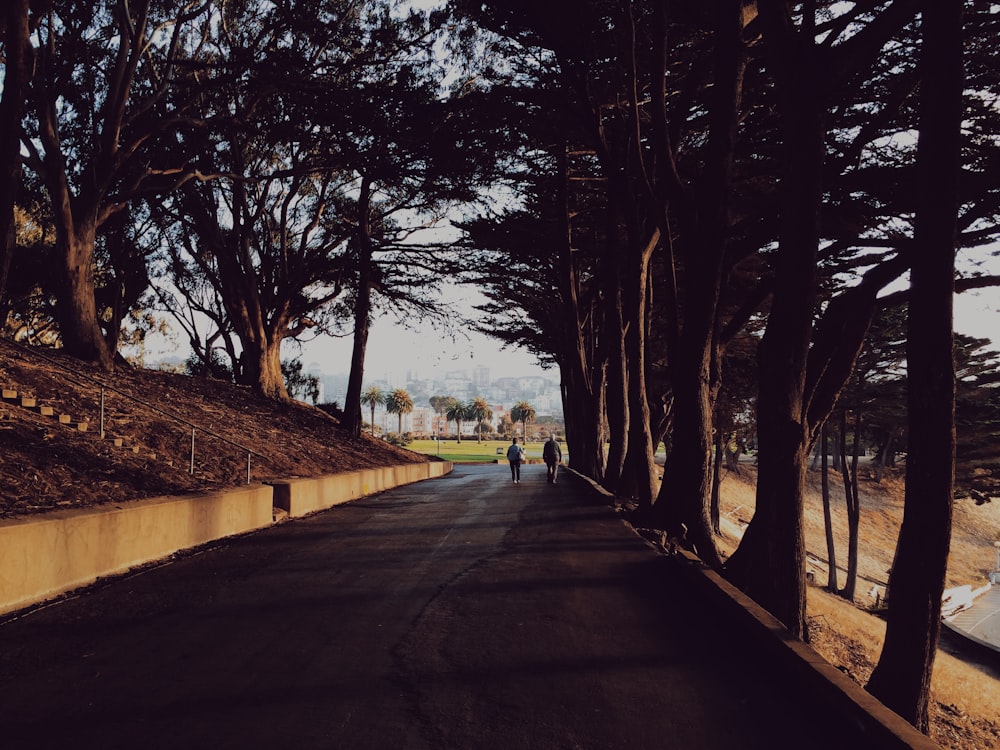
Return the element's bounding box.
[715,463,1000,750]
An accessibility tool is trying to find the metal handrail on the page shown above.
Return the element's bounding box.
[1,338,262,483]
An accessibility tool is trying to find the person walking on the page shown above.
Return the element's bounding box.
[542,434,562,484]
[506,437,526,484]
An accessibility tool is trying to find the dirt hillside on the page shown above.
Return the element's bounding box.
[0,340,426,518]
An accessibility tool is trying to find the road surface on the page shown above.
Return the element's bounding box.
[1,464,871,749]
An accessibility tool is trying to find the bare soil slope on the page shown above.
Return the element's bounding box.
[0,341,426,518]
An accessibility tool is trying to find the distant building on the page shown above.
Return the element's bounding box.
[385,370,407,389]
[319,373,349,408]
[409,408,433,436]
[315,362,563,425]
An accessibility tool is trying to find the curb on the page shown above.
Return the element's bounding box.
[0,461,454,618]
[565,467,939,749]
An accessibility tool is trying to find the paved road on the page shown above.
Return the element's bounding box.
[1,464,869,749]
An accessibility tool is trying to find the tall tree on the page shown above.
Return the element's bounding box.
[429,395,457,438]
[385,387,414,435]
[722,0,922,637]
[338,5,477,435]
[22,0,213,368]
[648,0,751,566]
[0,0,31,318]
[866,0,964,731]
[361,385,385,436]
[160,161,353,400]
[510,400,536,440]
[446,400,468,442]
[467,396,492,443]
[151,0,362,399]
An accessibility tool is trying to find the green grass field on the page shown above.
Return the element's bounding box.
[408,439,562,463]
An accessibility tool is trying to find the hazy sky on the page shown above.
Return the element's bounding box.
[147,264,1000,380]
[301,289,551,380]
[302,322,549,380]
[298,280,1000,382]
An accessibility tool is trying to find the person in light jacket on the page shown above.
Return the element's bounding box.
[506,437,526,484]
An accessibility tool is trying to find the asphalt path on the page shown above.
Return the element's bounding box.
[1,464,868,749]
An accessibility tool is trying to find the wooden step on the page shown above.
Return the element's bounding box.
[1,388,17,400]
[34,405,54,417]
[18,396,36,408]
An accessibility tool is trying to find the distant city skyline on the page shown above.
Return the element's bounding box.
[298,284,1000,385]
[143,262,1000,386]
[301,314,552,382]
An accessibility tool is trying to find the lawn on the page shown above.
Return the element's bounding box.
[408,439,560,463]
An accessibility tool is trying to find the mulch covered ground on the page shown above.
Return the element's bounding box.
[0,340,426,518]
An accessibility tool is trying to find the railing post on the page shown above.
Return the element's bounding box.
[100,387,105,439]
[247,450,252,484]
[190,428,196,475]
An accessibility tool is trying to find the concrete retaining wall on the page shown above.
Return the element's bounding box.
[0,484,274,616]
[0,460,453,617]
[270,461,453,517]
[566,467,939,750]
[671,548,939,750]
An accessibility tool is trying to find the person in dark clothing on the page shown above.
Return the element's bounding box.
[542,434,562,484]
[506,437,526,484]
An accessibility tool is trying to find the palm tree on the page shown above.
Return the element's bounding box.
[385,388,414,436]
[446,400,468,443]
[510,401,536,440]
[360,386,384,436]
[467,396,493,443]
[429,395,457,438]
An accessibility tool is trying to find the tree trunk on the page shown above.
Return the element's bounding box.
[722,0,824,639]
[648,0,743,567]
[619,223,659,511]
[556,145,606,482]
[241,334,288,401]
[560,355,606,480]
[0,0,30,317]
[215,196,291,401]
[601,234,628,494]
[866,0,962,732]
[343,179,375,437]
[839,409,861,602]
[820,422,838,593]
[711,424,724,535]
[36,58,113,369]
[654,361,722,566]
[56,226,115,370]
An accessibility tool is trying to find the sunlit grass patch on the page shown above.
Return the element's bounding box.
[408,439,555,463]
